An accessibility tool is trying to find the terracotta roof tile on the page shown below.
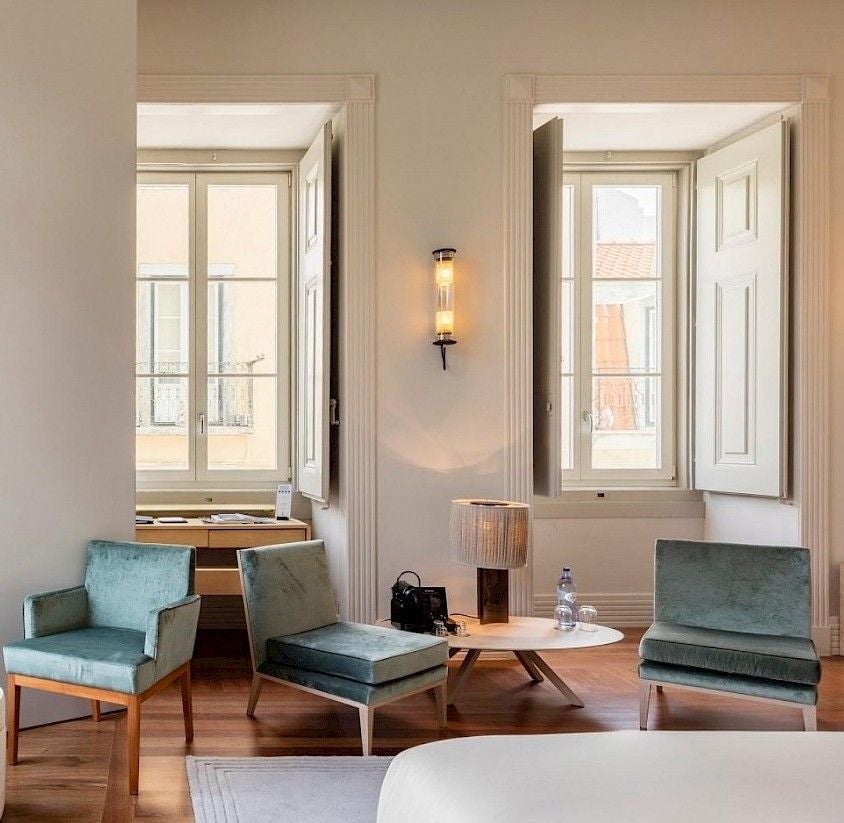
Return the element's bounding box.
[595,242,656,279]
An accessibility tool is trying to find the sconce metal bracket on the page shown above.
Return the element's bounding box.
[433,337,457,370]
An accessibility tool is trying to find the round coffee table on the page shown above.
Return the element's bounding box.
[447,616,623,708]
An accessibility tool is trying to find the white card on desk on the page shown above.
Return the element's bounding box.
[275,483,293,520]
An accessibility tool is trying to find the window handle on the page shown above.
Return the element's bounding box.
[199,412,206,436]
[582,409,594,432]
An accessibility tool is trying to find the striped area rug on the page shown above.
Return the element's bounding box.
[186,756,393,823]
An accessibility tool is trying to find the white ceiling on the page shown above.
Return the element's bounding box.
[533,103,790,151]
[137,103,341,149]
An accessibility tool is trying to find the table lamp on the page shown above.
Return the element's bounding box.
[450,499,529,624]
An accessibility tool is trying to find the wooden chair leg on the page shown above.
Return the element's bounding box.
[359,706,374,756]
[180,667,194,743]
[246,674,264,717]
[91,700,101,722]
[127,696,141,795]
[6,675,20,765]
[803,705,817,731]
[434,683,447,728]
[639,681,652,730]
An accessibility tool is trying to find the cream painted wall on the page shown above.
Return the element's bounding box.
[533,516,704,612]
[704,494,800,545]
[139,0,844,619]
[0,2,136,726]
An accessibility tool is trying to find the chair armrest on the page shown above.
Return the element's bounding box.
[145,595,201,676]
[23,586,88,638]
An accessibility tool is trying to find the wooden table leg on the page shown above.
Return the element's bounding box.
[514,651,544,683]
[524,651,585,708]
[447,649,481,706]
[7,674,20,765]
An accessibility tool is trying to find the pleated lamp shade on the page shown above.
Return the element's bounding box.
[450,499,529,570]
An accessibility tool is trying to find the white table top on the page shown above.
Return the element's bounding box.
[447,615,623,651]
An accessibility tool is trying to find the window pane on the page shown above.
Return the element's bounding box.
[561,280,574,373]
[136,282,189,375]
[207,376,277,471]
[591,376,660,470]
[137,184,190,278]
[207,184,278,279]
[207,282,277,375]
[136,377,189,470]
[593,186,660,279]
[562,184,575,278]
[592,282,660,374]
[561,375,574,471]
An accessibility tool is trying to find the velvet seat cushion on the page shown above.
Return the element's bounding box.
[4,627,157,694]
[640,622,820,685]
[639,660,817,706]
[258,659,447,706]
[266,622,448,686]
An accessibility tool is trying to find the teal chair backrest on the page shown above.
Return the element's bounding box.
[238,540,338,668]
[654,539,811,638]
[84,540,195,632]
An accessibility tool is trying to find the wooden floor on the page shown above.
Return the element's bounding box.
[5,628,843,822]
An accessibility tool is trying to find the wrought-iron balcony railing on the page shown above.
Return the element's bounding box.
[136,359,259,430]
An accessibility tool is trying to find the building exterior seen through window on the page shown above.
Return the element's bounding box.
[562,171,676,485]
[136,172,289,485]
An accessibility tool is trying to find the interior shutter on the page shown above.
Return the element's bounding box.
[532,118,563,497]
[694,121,788,496]
[296,122,332,502]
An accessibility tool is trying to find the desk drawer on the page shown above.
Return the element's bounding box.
[135,528,209,548]
[196,568,242,596]
[208,528,308,549]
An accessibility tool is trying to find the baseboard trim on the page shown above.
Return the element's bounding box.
[535,595,837,657]
[534,593,653,627]
[824,617,838,657]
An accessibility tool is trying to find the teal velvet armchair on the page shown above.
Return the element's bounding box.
[238,540,448,754]
[4,540,200,794]
[639,539,821,731]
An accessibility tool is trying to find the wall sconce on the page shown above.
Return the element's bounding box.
[432,247,457,370]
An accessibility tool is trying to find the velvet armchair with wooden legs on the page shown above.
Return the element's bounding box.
[639,539,821,731]
[238,540,449,755]
[3,540,200,795]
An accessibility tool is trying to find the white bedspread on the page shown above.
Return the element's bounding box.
[376,731,844,823]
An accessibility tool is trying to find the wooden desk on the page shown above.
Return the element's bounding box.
[135,518,311,596]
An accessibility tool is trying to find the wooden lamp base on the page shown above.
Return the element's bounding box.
[477,568,510,624]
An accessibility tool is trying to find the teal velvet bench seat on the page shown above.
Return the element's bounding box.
[639,539,821,731]
[4,541,200,794]
[238,540,449,754]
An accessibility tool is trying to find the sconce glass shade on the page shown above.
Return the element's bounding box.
[450,499,529,570]
[433,248,456,338]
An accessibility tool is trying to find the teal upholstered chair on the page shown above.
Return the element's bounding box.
[238,540,448,754]
[4,540,200,794]
[639,539,821,731]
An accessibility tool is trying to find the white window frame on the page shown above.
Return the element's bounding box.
[136,169,292,491]
[562,169,677,488]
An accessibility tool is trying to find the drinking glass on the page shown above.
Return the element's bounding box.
[554,604,576,631]
[577,605,598,631]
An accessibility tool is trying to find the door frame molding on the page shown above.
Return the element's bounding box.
[138,74,377,622]
[504,74,831,651]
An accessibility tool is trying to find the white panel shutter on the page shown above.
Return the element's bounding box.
[296,122,332,502]
[532,118,563,497]
[694,121,788,496]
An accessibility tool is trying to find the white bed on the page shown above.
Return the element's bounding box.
[377,731,843,823]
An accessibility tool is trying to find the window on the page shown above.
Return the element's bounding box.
[562,171,676,486]
[136,171,290,487]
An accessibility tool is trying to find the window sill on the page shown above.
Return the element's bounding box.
[533,488,704,519]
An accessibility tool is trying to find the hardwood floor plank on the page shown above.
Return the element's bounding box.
[2,629,842,820]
